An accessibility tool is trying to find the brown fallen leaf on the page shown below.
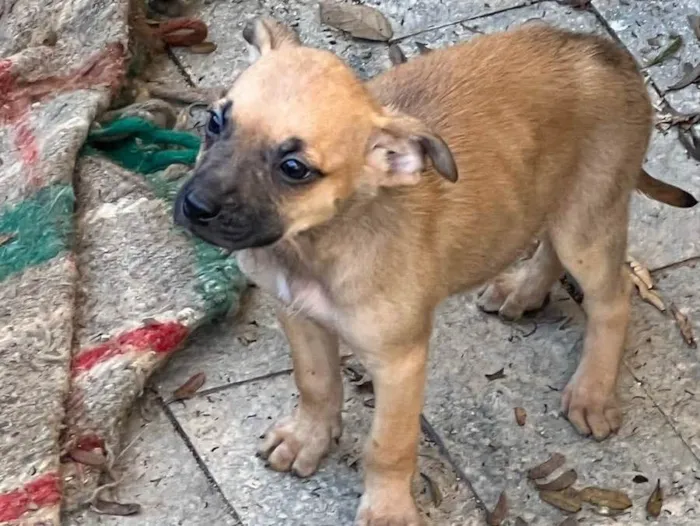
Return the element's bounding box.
[646,479,663,518]
[645,35,683,68]
[485,367,506,381]
[319,2,393,41]
[189,41,217,54]
[688,15,700,41]
[172,372,206,401]
[669,302,697,348]
[419,472,443,507]
[486,491,508,526]
[535,469,578,491]
[626,255,654,289]
[667,62,700,91]
[388,43,406,65]
[528,452,566,480]
[579,487,632,510]
[0,233,15,247]
[628,271,666,312]
[539,488,582,513]
[69,448,106,467]
[415,41,433,54]
[514,407,527,426]
[92,500,142,516]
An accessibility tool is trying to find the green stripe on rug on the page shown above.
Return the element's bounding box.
[83,116,247,319]
[0,184,75,282]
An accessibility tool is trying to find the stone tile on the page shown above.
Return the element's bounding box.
[625,263,700,459]
[632,127,700,269]
[170,373,483,525]
[173,0,390,89]
[593,0,700,112]
[64,398,239,526]
[153,287,292,394]
[425,288,700,524]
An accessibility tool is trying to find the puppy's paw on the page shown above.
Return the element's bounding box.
[477,278,550,321]
[562,376,622,441]
[355,491,422,526]
[257,410,341,477]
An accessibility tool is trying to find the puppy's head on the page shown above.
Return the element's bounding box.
[174,17,457,251]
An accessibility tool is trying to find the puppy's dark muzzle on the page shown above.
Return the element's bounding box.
[181,190,221,225]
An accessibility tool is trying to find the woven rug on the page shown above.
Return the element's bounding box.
[0,1,245,524]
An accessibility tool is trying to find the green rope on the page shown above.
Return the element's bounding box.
[84,116,201,174]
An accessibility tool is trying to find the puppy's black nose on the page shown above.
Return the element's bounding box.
[182,191,221,224]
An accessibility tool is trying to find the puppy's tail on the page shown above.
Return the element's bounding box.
[637,169,698,208]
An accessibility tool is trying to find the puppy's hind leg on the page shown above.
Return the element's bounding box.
[477,235,564,321]
[550,196,632,441]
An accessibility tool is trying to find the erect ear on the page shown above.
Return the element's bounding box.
[365,113,458,187]
[242,17,301,63]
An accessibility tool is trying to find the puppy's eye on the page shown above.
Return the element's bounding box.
[279,158,312,183]
[207,109,224,136]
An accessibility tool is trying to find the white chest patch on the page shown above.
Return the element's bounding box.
[237,250,337,326]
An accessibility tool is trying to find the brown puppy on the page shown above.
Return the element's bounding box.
[174,18,697,525]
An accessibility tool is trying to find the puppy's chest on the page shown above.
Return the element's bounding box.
[236,250,338,325]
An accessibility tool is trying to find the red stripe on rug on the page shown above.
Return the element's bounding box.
[71,322,188,375]
[0,473,61,522]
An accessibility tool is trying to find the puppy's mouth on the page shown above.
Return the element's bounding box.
[173,189,283,252]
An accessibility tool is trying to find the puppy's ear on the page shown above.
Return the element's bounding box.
[365,113,458,187]
[242,17,301,62]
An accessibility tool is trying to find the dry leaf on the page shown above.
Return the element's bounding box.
[419,472,443,507]
[535,469,578,491]
[388,44,406,65]
[579,487,632,510]
[486,491,508,526]
[319,2,393,41]
[539,488,582,513]
[633,474,649,483]
[514,518,529,526]
[646,479,663,518]
[514,407,527,426]
[688,15,700,41]
[667,62,700,91]
[415,42,433,54]
[0,233,15,247]
[485,368,506,381]
[190,41,217,54]
[92,500,142,516]
[626,255,654,289]
[646,35,683,68]
[69,448,106,467]
[528,452,566,480]
[172,372,206,401]
[669,302,697,348]
[628,271,666,312]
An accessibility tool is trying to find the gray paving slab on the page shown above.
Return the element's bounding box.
[625,263,700,460]
[169,373,483,526]
[172,0,388,88]
[593,0,700,113]
[425,288,700,525]
[64,397,240,526]
[153,286,293,394]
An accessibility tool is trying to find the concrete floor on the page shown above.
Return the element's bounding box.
[66,1,700,524]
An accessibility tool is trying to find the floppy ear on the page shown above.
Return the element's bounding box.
[242,17,301,63]
[365,113,458,187]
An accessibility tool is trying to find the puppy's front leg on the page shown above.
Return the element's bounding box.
[356,342,427,526]
[258,310,342,477]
